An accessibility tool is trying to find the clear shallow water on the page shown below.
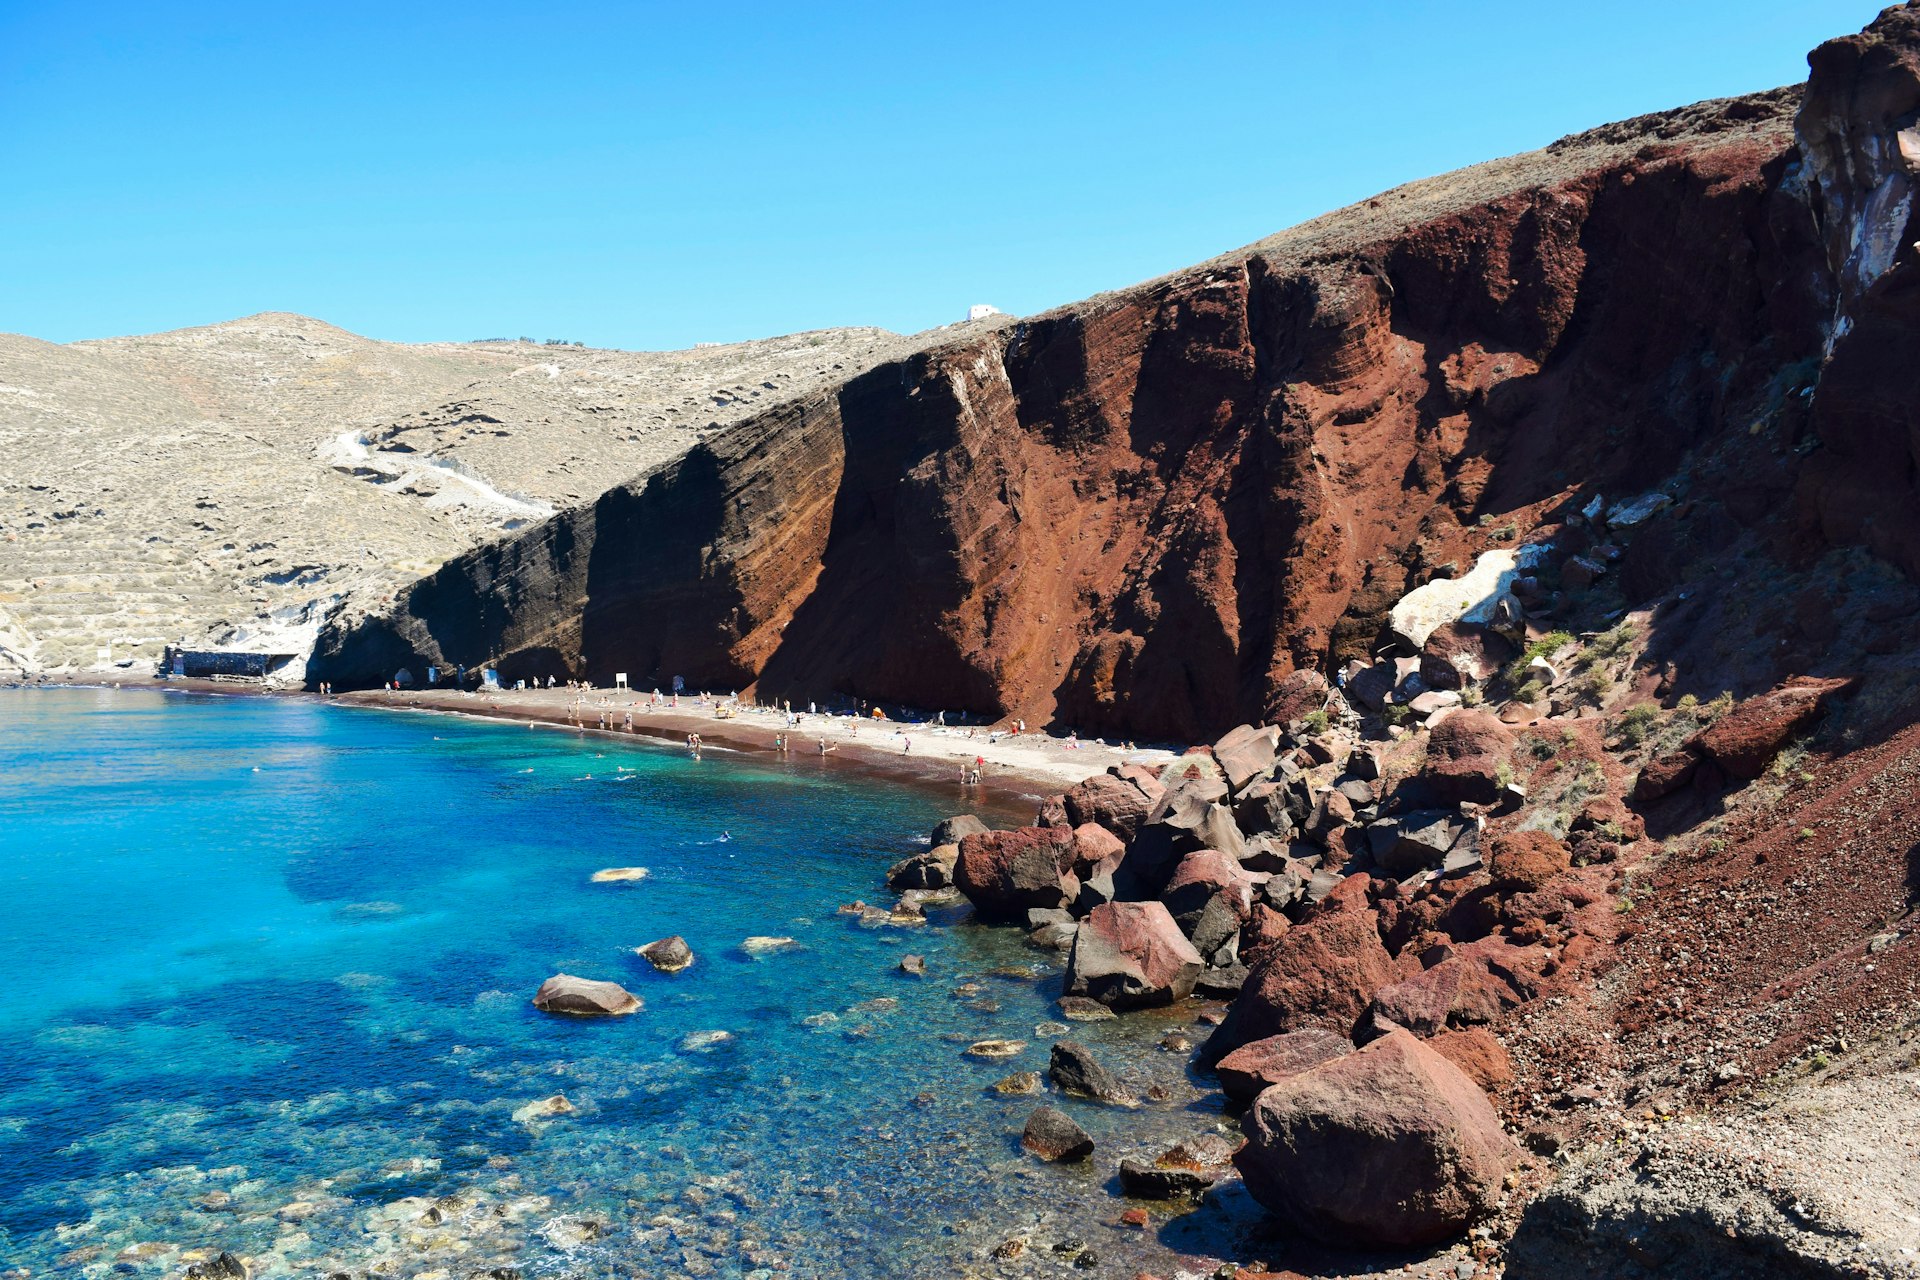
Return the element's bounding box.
[0,689,1233,1279]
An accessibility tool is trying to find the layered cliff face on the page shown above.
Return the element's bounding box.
[315,82,1832,741]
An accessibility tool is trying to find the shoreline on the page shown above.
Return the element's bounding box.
[12,675,1168,802]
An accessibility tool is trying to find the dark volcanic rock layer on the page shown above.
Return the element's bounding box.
[317,84,1835,742]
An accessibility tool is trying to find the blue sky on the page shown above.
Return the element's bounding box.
[0,1,1877,350]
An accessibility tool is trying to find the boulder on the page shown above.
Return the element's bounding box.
[1037,794,1070,827]
[1049,1040,1137,1106]
[1056,996,1117,1022]
[1693,677,1851,780]
[185,1255,249,1280]
[1062,773,1154,840]
[993,1070,1041,1095]
[1162,849,1255,929]
[899,953,927,976]
[1108,822,1185,901]
[1389,550,1522,649]
[1235,1029,1519,1247]
[886,843,961,890]
[1069,821,1126,877]
[931,815,990,847]
[1428,1027,1514,1092]
[1344,661,1397,711]
[1195,963,1250,998]
[1233,781,1294,839]
[1419,711,1515,806]
[1419,621,1515,691]
[1303,788,1355,840]
[1372,811,1469,877]
[1213,724,1281,790]
[1118,1134,1241,1200]
[1485,830,1570,891]
[1369,955,1515,1035]
[533,974,642,1017]
[1188,801,1249,860]
[1065,901,1204,1009]
[1200,903,1395,1066]
[954,826,1077,922]
[1149,775,1228,830]
[635,935,694,973]
[1633,747,1700,801]
[1189,889,1250,963]
[1266,668,1332,724]
[1213,1028,1354,1105]
[1021,1106,1094,1162]
[1113,763,1168,806]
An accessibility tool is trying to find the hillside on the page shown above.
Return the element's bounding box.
[313,85,1818,739]
[0,313,939,674]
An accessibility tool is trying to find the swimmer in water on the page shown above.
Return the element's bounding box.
[719,831,732,843]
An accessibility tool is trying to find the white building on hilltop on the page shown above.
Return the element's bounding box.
[967,304,1003,322]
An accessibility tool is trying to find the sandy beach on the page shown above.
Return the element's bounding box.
[322,683,1176,799]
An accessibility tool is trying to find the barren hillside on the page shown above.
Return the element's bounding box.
[0,313,946,674]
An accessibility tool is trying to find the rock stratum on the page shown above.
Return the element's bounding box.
[0,314,933,675]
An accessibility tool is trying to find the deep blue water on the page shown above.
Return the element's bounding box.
[0,689,1223,1279]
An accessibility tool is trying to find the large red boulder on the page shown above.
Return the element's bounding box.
[1069,822,1125,877]
[1062,772,1155,840]
[1266,668,1331,725]
[1692,677,1851,779]
[1213,1028,1353,1105]
[1419,711,1515,805]
[1235,1029,1519,1247]
[1200,901,1395,1066]
[1212,723,1280,790]
[955,826,1077,922]
[1632,747,1699,801]
[1419,621,1515,691]
[1369,952,1518,1036]
[1161,849,1256,928]
[1064,901,1204,1009]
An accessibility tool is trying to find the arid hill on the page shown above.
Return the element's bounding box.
[0,313,942,674]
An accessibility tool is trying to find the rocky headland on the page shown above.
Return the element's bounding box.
[306,5,1920,1277]
[16,4,1920,1277]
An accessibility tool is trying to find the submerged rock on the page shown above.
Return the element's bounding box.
[636,935,694,972]
[740,935,798,955]
[993,1071,1041,1095]
[1021,1106,1094,1162]
[1119,1133,1240,1199]
[532,974,641,1016]
[1056,996,1117,1022]
[1048,1040,1137,1106]
[511,1094,574,1123]
[589,866,651,883]
[963,1039,1027,1060]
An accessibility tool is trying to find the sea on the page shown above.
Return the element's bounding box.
[0,688,1244,1279]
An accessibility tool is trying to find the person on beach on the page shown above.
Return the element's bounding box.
[902,736,911,754]
[624,711,633,732]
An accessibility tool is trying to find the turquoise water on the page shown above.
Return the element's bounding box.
[0,689,1231,1279]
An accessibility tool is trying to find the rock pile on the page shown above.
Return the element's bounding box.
[941,706,1626,1247]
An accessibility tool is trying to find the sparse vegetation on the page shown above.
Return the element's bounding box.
[1301,708,1330,734]
[1616,703,1661,747]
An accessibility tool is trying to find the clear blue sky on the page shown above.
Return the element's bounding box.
[0,1,1877,350]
